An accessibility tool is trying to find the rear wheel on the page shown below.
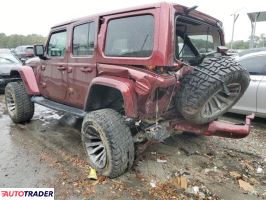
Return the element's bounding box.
[5,82,34,123]
[176,57,250,124]
[81,108,134,178]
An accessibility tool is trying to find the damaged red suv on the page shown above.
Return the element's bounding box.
[5,2,252,178]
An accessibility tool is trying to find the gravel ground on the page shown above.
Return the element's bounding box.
[0,94,265,200]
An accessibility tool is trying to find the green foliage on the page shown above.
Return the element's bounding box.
[254,34,266,48]
[0,33,46,48]
[191,39,213,51]
[226,34,266,49]
[226,40,249,49]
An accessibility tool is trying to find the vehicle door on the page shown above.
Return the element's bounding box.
[39,29,68,103]
[233,56,265,113]
[66,20,97,108]
[256,61,266,116]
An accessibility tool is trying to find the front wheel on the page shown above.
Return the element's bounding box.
[5,82,34,123]
[81,108,134,178]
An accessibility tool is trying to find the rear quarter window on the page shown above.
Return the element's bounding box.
[105,15,154,57]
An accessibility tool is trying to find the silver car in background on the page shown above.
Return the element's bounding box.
[0,49,22,93]
[231,51,266,118]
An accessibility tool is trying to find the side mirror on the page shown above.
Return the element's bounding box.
[34,45,45,58]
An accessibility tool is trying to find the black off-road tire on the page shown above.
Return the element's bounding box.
[81,108,134,178]
[176,57,250,124]
[5,82,34,123]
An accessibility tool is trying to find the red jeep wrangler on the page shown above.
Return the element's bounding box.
[5,2,253,178]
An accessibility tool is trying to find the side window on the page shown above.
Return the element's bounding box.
[72,22,95,56]
[26,47,34,54]
[105,15,154,57]
[239,56,266,75]
[47,31,67,57]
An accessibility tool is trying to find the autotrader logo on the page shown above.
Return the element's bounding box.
[0,188,54,199]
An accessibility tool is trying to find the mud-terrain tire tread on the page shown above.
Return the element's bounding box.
[82,108,134,178]
[5,82,34,123]
[176,56,250,124]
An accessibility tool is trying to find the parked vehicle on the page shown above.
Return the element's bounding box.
[4,2,252,178]
[227,49,239,56]
[25,57,40,66]
[14,45,34,63]
[0,49,21,93]
[238,47,266,57]
[231,51,266,117]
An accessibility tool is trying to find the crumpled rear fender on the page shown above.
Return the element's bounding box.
[85,76,138,118]
[10,66,40,95]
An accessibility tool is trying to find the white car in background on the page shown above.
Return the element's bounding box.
[231,51,266,118]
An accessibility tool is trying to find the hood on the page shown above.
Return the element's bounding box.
[25,57,40,65]
[0,63,21,76]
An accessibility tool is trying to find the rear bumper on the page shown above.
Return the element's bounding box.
[171,114,255,139]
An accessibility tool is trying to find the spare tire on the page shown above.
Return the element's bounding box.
[176,56,250,124]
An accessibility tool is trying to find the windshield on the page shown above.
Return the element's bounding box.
[25,47,34,54]
[0,52,20,64]
[175,16,221,64]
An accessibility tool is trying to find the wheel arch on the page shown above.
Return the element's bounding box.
[10,66,40,95]
[84,76,138,118]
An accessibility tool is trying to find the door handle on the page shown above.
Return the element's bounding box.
[57,66,67,71]
[80,67,93,73]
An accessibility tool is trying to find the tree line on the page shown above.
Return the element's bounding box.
[0,33,46,48]
[0,32,265,50]
[226,34,266,49]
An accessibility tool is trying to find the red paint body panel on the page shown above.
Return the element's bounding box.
[96,64,178,118]
[204,114,254,138]
[171,114,255,139]
[86,76,137,118]
[66,18,98,108]
[16,66,40,95]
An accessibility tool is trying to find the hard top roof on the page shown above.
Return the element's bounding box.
[51,2,220,29]
[52,2,161,29]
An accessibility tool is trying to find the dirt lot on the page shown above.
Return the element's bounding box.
[0,94,266,200]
